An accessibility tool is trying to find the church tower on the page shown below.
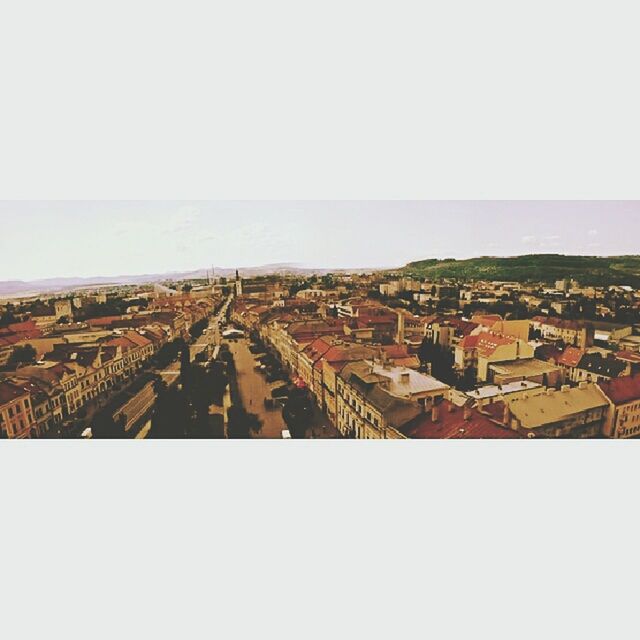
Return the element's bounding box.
[235,269,243,296]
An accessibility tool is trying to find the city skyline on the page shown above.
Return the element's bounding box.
[1,201,639,281]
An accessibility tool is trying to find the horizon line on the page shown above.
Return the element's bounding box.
[3,251,640,284]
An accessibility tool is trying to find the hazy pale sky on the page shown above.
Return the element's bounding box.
[1,201,638,281]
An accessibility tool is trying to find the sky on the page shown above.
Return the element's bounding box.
[1,201,639,281]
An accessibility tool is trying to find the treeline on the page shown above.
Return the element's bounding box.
[150,343,229,439]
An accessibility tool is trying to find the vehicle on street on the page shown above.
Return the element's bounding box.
[281,430,292,439]
[222,328,244,339]
[271,384,290,399]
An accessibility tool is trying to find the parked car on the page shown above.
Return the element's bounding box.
[271,384,290,399]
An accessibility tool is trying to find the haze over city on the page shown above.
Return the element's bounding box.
[1,201,639,281]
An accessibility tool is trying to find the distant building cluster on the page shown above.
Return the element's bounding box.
[4,266,640,439]
[0,283,221,438]
[230,270,640,439]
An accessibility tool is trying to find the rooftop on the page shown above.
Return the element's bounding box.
[489,358,560,378]
[598,374,640,406]
[466,380,543,400]
[507,384,608,428]
[401,400,522,439]
[369,361,449,397]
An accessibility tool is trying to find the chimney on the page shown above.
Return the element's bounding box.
[396,311,405,345]
[431,403,440,422]
[502,402,511,425]
[561,385,570,393]
[463,404,472,421]
[447,402,455,413]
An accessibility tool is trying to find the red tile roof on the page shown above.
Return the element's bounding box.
[0,321,39,334]
[0,334,22,347]
[598,374,640,406]
[401,400,522,439]
[472,314,503,328]
[461,332,515,357]
[0,380,29,405]
[87,316,125,328]
[460,335,480,349]
[615,351,640,364]
[122,331,153,348]
[557,346,585,368]
[533,316,587,331]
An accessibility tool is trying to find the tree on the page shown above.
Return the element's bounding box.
[8,344,37,367]
[182,283,193,294]
[154,340,180,368]
[282,390,313,438]
[92,412,127,439]
[208,361,229,406]
[150,379,192,438]
[227,406,261,438]
[418,337,436,367]
[57,315,71,325]
[189,318,208,341]
[0,311,18,328]
[456,367,477,391]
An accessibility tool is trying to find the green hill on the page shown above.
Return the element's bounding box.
[401,254,640,286]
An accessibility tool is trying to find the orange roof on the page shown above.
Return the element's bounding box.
[122,331,152,348]
[558,346,585,368]
[401,400,522,439]
[472,314,502,328]
[460,332,515,357]
[476,333,516,358]
[599,374,640,406]
[615,351,640,364]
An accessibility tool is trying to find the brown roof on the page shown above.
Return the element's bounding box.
[401,400,522,439]
[557,346,585,368]
[615,351,640,364]
[598,374,640,406]
[0,380,30,405]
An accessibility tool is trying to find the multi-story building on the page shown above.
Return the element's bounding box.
[573,352,627,384]
[6,376,64,437]
[336,362,420,439]
[531,316,594,348]
[336,360,450,438]
[491,382,608,438]
[598,374,640,438]
[401,399,523,439]
[17,361,83,417]
[0,380,36,438]
[455,333,535,382]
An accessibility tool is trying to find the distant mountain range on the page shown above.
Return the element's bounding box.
[5,254,639,299]
[402,254,640,287]
[0,263,372,298]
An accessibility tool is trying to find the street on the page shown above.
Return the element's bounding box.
[227,337,287,438]
[226,336,339,439]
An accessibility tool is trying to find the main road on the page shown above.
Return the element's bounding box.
[226,336,339,439]
[226,337,287,438]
